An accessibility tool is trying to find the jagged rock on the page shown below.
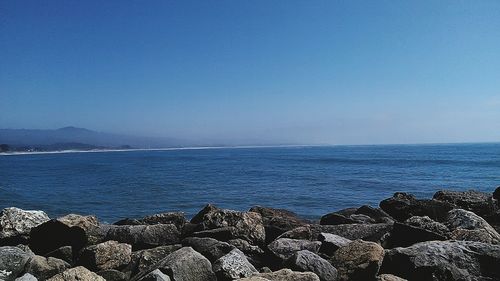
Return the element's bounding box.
[191,205,266,245]
[267,238,321,261]
[376,274,406,281]
[97,269,129,281]
[15,244,34,255]
[46,266,105,281]
[386,221,447,248]
[330,240,384,281]
[380,240,500,280]
[445,209,500,244]
[139,269,170,281]
[276,226,312,240]
[15,273,38,281]
[0,208,49,245]
[320,213,358,225]
[114,218,143,226]
[105,224,180,250]
[310,223,392,243]
[433,190,496,217]
[355,206,394,223]
[213,248,258,280]
[0,246,33,281]
[24,255,69,280]
[284,250,337,281]
[181,237,234,262]
[141,212,187,229]
[130,245,182,273]
[78,240,131,271]
[249,206,307,243]
[404,216,450,237]
[318,233,351,256]
[227,239,265,267]
[29,214,100,255]
[380,192,455,222]
[44,247,72,265]
[251,268,320,281]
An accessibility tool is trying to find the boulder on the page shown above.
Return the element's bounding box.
[191,204,266,245]
[284,250,337,281]
[114,218,143,226]
[0,208,49,245]
[380,240,500,280]
[46,266,105,281]
[0,246,33,281]
[181,237,234,262]
[15,273,38,281]
[317,233,351,256]
[44,247,72,265]
[445,209,500,244]
[386,222,447,248]
[97,269,129,281]
[141,212,187,229]
[355,206,393,223]
[267,238,321,262]
[276,226,312,240]
[330,240,384,281]
[404,216,450,237]
[379,193,454,222]
[433,190,496,217]
[251,268,320,281]
[130,244,182,273]
[213,248,258,280]
[139,269,170,281]
[310,223,392,243]
[320,213,358,225]
[249,206,307,243]
[493,186,500,204]
[78,240,131,271]
[376,274,407,281]
[24,255,70,280]
[105,224,180,250]
[29,214,100,255]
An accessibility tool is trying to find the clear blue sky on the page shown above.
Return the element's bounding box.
[1,1,499,145]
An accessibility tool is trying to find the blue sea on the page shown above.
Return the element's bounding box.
[1,144,499,223]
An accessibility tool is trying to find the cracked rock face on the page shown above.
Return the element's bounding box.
[445,209,500,244]
[78,240,132,271]
[213,248,258,280]
[0,246,34,281]
[330,240,385,281]
[0,207,50,240]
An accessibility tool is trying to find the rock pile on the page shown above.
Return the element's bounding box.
[1,187,500,281]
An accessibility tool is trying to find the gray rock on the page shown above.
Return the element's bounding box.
[141,212,187,230]
[213,248,258,280]
[97,269,129,281]
[380,192,455,222]
[139,269,170,281]
[330,240,385,281]
[251,268,320,281]
[445,209,500,244]
[310,223,392,243]
[105,224,180,250]
[227,239,265,267]
[404,216,450,237]
[78,240,131,271]
[433,190,496,217]
[130,244,182,273]
[284,250,337,281]
[0,208,49,243]
[268,238,321,261]
[380,240,500,281]
[248,206,308,243]
[355,205,394,223]
[276,226,312,240]
[24,255,69,280]
[46,266,105,281]
[181,237,234,262]
[0,246,33,281]
[318,233,351,256]
[15,273,38,281]
[376,274,407,281]
[44,247,72,265]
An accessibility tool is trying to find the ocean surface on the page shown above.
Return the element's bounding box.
[1,144,499,223]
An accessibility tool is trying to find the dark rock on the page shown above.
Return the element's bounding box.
[433,190,496,217]
[355,205,394,223]
[251,268,320,281]
[376,274,407,281]
[320,213,357,225]
[190,205,266,245]
[380,192,455,222]
[181,237,234,262]
[310,223,392,243]
[139,269,170,281]
[0,208,49,245]
[249,206,307,243]
[276,226,313,240]
[380,240,500,281]
[130,245,182,273]
[493,186,500,203]
[213,248,258,280]
[45,266,105,281]
[78,240,131,271]
[386,222,447,248]
[330,240,384,281]
[445,209,500,244]
[44,247,72,265]
[97,269,129,281]
[284,250,338,281]
[114,218,142,226]
[141,212,187,229]
[267,238,321,261]
[24,255,70,280]
[105,224,180,250]
[0,246,34,281]
[318,233,351,256]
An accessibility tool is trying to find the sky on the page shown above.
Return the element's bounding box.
[1,1,500,145]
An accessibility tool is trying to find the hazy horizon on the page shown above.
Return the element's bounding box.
[2,1,500,145]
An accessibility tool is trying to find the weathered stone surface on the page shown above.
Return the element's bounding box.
[433,190,496,217]
[46,266,105,281]
[268,238,321,261]
[191,204,266,245]
[310,223,392,243]
[24,255,70,280]
[276,226,312,240]
[227,239,265,268]
[445,209,500,244]
[0,208,49,244]
[284,250,337,281]
[252,268,320,281]
[318,233,351,256]
[105,224,180,250]
[235,277,270,281]
[213,248,258,280]
[376,274,407,281]
[97,269,129,281]
[380,240,500,281]
[139,269,170,281]
[15,273,38,281]
[404,216,449,237]
[249,206,307,243]
[0,246,33,281]
[130,245,182,273]
[44,247,72,265]
[380,193,455,222]
[141,212,187,229]
[78,240,131,271]
[330,240,384,281]
[355,205,394,223]
[387,222,447,248]
[181,237,234,262]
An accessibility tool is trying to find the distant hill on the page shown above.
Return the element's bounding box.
[0,127,184,151]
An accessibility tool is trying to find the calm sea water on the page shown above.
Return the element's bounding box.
[1,144,499,223]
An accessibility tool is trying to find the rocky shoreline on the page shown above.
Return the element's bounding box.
[1,187,500,281]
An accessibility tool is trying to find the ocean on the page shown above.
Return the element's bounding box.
[1,143,499,223]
